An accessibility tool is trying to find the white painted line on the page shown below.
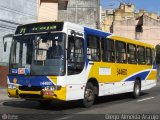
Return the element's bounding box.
[137,97,155,102]
[57,116,73,120]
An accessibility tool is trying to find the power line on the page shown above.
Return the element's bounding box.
[116,0,125,4]
[0,6,47,21]
[0,25,16,30]
[0,4,57,22]
[0,19,21,25]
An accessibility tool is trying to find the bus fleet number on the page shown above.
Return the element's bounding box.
[117,68,127,75]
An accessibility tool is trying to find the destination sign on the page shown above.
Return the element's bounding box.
[15,22,64,34]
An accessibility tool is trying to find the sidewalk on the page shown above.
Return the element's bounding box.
[0,87,17,101]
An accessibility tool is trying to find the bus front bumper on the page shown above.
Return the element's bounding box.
[7,86,66,101]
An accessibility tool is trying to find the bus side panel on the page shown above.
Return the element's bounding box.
[88,61,157,96]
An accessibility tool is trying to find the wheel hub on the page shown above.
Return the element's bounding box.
[85,89,94,102]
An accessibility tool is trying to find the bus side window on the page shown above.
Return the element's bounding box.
[116,41,126,63]
[152,49,155,64]
[127,44,137,64]
[137,46,145,64]
[102,38,115,62]
[146,48,152,65]
[86,35,100,61]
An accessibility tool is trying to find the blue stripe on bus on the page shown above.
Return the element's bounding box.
[125,71,150,81]
[152,63,157,69]
[84,27,111,38]
[8,76,55,88]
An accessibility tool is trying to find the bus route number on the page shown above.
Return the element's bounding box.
[117,68,127,75]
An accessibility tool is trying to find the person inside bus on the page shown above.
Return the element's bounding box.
[47,41,63,59]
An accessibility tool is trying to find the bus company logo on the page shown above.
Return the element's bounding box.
[18,68,24,74]
[13,78,17,84]
[40,82,52,86]
[2,114,8,120]
[11,68,18,74]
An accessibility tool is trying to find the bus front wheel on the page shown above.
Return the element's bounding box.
[82,82,96,108]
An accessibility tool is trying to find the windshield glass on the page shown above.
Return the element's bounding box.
[9,33,66,76]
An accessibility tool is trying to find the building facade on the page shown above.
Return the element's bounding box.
[38,0,69,22]
[0,0,38,86]
[58,0,100,28]
[102,3,160,46]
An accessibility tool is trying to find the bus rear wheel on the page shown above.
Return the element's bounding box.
[132,80,141,98]
[82,82,96,108]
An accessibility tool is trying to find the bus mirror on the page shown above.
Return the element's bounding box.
[71,30,76,39]
[3,34,13,52]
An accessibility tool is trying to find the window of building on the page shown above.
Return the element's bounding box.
[87,35,100,61]
[116,41,126,63]
[102,38,115,62]
[137,46,145,64]
[127,44,137,64]
[146,48,152,65]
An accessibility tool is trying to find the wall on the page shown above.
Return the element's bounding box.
[38,0,58,22]
[0,0,38,86]
[112,18,135,39]
[102,3,160,46]
[138,15,160,45]
[58,0,100,28]
[112,15,160,46]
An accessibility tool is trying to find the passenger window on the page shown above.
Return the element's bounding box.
[146,48,152,65]
[127,44,137,64]
[116,41,126,63]
[87,35,100,61]
[67,36,85,75]
[137,46,145,64]
[102,38,115,62]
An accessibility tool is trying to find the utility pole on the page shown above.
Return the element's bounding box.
[97,0,100,29]
[75,0,78,23]
[76,2,78,23]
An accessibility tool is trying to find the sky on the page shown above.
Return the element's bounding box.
[101,0,160,15]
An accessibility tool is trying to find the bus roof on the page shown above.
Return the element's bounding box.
[110,35,155,48]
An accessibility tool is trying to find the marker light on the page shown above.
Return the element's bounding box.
[8,84,16,89]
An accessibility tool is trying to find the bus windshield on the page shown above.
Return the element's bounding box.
[9,32,66,76]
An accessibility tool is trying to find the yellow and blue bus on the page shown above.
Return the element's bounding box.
[4,22,156,107]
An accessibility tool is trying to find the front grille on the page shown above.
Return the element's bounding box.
[19,94,42,98]
[19,86,42,91]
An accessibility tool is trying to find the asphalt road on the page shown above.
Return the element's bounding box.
[0,82,160,120]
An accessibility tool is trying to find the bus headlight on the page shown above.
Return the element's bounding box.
[44,86,55,91]
[8,84,16,89]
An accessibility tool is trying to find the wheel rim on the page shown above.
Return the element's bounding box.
[84,89,94,102]
[135,84,140,95]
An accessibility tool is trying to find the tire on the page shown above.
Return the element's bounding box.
[132,80,141,98]
[82,82,96,108]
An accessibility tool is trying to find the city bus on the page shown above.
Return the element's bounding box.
[4,22,157,107]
